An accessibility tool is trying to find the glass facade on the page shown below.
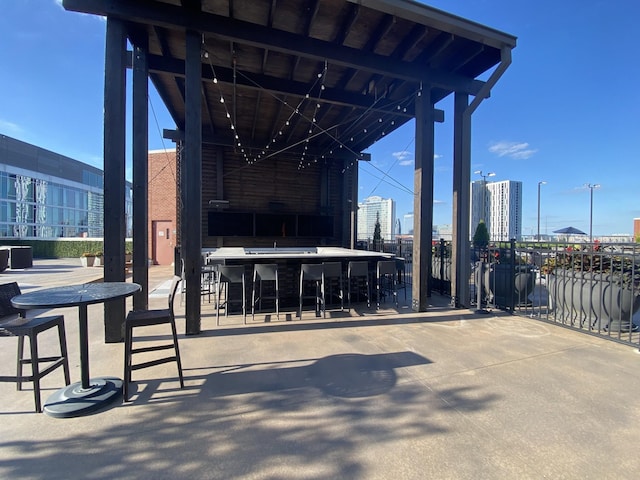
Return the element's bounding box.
[0,135,133,239]
[0,170,133,239]
[0,171,95,238]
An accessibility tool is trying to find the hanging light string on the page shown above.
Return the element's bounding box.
[202,48,423,177]
[365,134,416,198]
[227,53,411,165]
[323,87,419,174]
[203,50,254,165]
[298,60,329,169]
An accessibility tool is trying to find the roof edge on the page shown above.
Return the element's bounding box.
[347,0,517,50]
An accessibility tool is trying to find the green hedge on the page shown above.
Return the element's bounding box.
[0,239,132,259]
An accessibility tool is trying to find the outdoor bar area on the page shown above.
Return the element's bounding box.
[202,246,398,312]
[62,0,516,339]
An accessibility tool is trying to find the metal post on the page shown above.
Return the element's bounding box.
[585,183,600,243]
[537,181,546,241]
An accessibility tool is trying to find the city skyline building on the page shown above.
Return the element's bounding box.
[357,195,396,241]
[471,179,522,241]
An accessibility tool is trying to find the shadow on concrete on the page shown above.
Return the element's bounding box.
[0,349,501,480]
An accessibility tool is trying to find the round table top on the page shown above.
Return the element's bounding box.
[11,282,141,310]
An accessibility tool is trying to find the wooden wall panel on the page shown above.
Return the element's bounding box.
[201,145,349,248]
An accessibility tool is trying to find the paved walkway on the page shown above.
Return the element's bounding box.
[1,259,640,479]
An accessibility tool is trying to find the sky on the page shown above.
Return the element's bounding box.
[1,0,638,237]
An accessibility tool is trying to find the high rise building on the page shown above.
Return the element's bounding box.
[357,195,396,241]
[403,212,414,235]
[470,179,522,241]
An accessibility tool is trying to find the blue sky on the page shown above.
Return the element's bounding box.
[1,1,638,237]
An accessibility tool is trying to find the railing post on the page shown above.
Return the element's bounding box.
[509,238,516,311]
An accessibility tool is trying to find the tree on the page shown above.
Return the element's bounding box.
[473,220,489,248]
[373,212,382,251]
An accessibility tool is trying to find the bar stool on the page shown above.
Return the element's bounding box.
[124,275,184,402]
[347,261,370,310]
[0,282,71,413]
[322,262,344,311]
[395,257,408,301]
[377,260,398,309]
[298,264,325,318]
[252,263,279,321]
[216,265,247,325]
[203,258,225,305]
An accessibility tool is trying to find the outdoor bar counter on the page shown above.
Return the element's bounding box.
[203,247,396,309]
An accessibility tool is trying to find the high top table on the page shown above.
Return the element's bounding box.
[12,282,141,418]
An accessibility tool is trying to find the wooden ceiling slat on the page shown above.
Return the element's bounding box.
[65,0,515,156]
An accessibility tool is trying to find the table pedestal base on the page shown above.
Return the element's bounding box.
[43,377,123,418]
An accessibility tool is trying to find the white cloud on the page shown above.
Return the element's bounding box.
[488,141,537,160]
[0,119,24,136]
[393,151,442,167]
[392,150,411,161]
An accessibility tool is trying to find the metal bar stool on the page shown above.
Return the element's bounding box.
[395,257,408,301]
[298,264,325,318]
[377,260,398,309]
[347,261,371,310]
[216,265,247,325]
[124,275,184,402]
[0,282,71,413]
[252,263,279,321]
[322,262,344,311]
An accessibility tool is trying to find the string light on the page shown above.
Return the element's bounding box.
[204,45,421,174]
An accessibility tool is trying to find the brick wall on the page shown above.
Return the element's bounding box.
[148,149,177,264]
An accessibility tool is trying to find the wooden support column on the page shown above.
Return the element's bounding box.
[184,29,203,335]
[132,35,149,310]
[451,92,472,307]
[412,88,435,312]
[103,17,127,342]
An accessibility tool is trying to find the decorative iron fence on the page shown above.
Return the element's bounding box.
[470,241,640,347]
[359,238,640,348]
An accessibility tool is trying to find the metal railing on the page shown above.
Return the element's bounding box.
[359,238,640,348]
[470,241,640,347]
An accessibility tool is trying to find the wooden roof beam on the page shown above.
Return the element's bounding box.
[136,53,432,118]
[63,0,485,95]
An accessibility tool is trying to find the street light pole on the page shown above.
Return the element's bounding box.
[537,181,546,241]
[585,183,600,243]
[474,170,495,224]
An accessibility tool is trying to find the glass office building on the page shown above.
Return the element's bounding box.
[0,134,132,239]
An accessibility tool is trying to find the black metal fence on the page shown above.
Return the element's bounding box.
[470,240,640,347]
[362,238,640,348]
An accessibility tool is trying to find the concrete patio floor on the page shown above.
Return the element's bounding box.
[1,259,640,479]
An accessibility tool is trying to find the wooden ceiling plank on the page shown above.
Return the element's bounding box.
[143,54,419,117]
[63,0,484,94]
[334,3,360,45]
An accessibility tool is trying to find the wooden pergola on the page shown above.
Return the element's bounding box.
[62,0,516,340]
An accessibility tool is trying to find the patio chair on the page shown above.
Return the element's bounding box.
[252,263,279,321]
[322,262,344,311]
[376,260,398,309]
[298,263,325,318]
[0,282,70,413]
[216,265,247,325]
[124,275,184,402]
[347,261,371,310]
[395,257,408,301]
